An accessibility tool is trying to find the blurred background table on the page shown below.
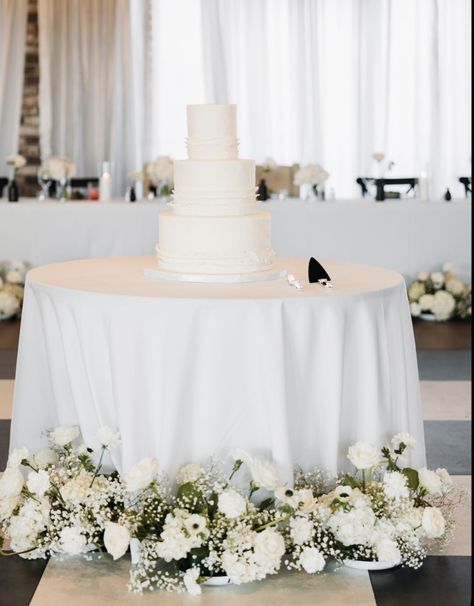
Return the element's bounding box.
[0,197,470,278]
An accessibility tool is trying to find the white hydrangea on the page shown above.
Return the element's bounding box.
[26,470,50,497]
[218,489,247,518]
[289,515,314,545]
[0,291,20,320]
[419,294,435,312]
[59,526,87,555]
[445,277,465,296]
[408,281,425,302]
[410,302,421,317]
[432,290,456,321]
[430,272,444,289]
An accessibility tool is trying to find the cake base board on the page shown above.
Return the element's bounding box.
[144,266,288,284]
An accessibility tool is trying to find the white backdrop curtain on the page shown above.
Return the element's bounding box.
[202,0,472,198]
[0,0,27,177]
[38,0,150,196]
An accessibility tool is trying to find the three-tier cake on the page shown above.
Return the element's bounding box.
[156,104,274,276]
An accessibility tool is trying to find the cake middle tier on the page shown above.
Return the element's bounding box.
[157,211,274,274]
[172,159,257,216]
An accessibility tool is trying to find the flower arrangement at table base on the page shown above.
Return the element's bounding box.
[0,426,467,596]
[408,263,471,322]
[0,260,29,320]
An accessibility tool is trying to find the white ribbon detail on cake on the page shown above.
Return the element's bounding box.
[156,245,275,272]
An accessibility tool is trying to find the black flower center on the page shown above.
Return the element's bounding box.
[192,523,199,529]
[285,489,294,497]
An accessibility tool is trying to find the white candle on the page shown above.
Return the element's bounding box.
[418,171,429,201]
[99,161,112,201]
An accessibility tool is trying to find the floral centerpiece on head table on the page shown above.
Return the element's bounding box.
[145,156,174,198]
[0,260,29,321]
[5,154,26,180]
[294,164,329,200]
[40,156,76,200]
[408,263,471,321]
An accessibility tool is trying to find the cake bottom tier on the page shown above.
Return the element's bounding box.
[156,211,274,274]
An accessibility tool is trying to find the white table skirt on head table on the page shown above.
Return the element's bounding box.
[10,256,426,481]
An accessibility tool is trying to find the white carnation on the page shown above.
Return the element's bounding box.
[421,507,445,538]
[96,425,121,448]
[383,472,409,500]
[299,546,326,573]
[391,432,416,451]
[218,489,247,518]
[33,447,59,469]
[347,442,380,469]
[289,516,313,545]
[26,470,50,497]
[124,457,158,492]
[0,467,24,498]
[7,447,29,469]
[104,522,130,560]
[175,463,204,485]
[49,425,80,447]
[375,538,401,564]
[254,528,285,570]
[418,467,443,496]
[59,526,87,555]
[183,567,202,595]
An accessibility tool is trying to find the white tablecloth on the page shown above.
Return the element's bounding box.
[0,197,471,279]
[11,256,426,480]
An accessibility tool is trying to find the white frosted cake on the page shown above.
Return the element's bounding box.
[156,104,274,275]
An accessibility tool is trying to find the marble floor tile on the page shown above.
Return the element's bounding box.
[0,379,14,419]
[421,381,471,421]
[30,557,376,606]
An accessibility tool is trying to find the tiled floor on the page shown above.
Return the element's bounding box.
[0,319,471,605]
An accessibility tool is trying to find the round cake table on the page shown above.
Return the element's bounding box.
[10,257,426,480]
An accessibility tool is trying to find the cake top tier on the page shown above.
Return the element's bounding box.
[186,104,239,160]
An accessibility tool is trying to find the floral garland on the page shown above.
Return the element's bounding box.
[0,427,466,596]
[407,263,471,321]
[0,260,28,320]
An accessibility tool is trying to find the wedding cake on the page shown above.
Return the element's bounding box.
[156,104,274,275]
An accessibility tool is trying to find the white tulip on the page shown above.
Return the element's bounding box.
[103,522,130,560]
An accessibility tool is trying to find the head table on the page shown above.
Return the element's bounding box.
[11,256,426,480]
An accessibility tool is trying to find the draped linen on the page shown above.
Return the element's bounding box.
[11,256,426,479]
[0,0,27,176]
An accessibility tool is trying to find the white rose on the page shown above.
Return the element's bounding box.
[421,507,445,538]
[0,467,24,498]
[254,528,285,569]
[26,470,50,497]
[183,567,202,595]
[7,447,29,469]
[49,425,80,447]
[124,457,158,492]
[175,463,205,485]
[289,516,313,545]
[347,442,380,470]
[218,489,247,518]
[442,262,453,273]
[233,449,281,491]
[430,272,444,289]
[436,468,453,487]
[445,277,465,296]
[418,467,443,496]
[96,426,121,448]
[410,302,421,317]
[103,522,130,560]
[33,447,59,469]
[0,496,19,521]
[432,290,456,321]
[375,538,401,564]
[59,526,87,555]
[0,291,20,320]
[391,432,416,451]
[299,546,326,573]
[383,472,409,500]
[419,294,435,312]
[417,271,429,281]
[6,270,23,284]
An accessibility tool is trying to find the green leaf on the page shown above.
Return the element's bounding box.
[402,467,419,490]
[257,497,275,511]
[339,474,360,489]
[177,483,206,513]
